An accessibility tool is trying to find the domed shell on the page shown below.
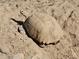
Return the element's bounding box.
[23,12,63,45]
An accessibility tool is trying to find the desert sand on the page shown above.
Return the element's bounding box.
[0,0,79,59]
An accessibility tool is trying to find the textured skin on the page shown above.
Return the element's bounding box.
[23,12,63,45]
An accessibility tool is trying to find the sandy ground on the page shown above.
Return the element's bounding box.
[0,0,79,59]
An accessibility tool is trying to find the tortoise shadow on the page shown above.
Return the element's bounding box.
[10,18,44,48]
[11,18,23,25]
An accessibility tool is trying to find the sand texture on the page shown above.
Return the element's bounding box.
[0,0,79,59]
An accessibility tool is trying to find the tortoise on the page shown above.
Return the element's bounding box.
[11,12,63,47]
[22,12,63,46]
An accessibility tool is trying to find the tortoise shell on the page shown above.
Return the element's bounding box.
[23,12,63,45]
